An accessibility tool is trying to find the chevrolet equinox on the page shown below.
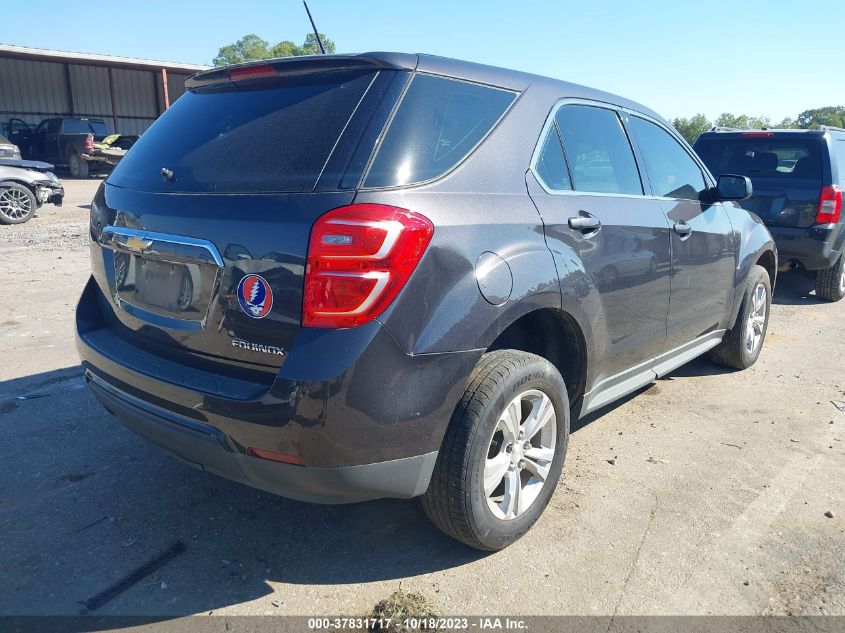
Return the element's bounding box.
[77,53,777,550]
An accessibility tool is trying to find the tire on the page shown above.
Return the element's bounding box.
[114,252,130,290]
[177,268,194,311]
[68,152,89,179]
[709,264,771,370]
[422,350,570,551]
[815,254,845,302]
[0,183,37,224]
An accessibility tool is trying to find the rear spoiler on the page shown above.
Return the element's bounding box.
[186,53,419,89]
[0,158,54,172]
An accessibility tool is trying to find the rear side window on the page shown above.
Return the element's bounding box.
[62,119,109,136]
[109,70,378,193]
[534,128,572,191]
[628,116,706,200]
[555,106,642,195]
[364,74,516,188]
[694,137,823,182]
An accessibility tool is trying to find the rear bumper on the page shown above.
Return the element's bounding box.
[76,277,480,503]
[769,225,842,270]
[87,374,437,503]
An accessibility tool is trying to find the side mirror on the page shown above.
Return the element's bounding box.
[716,174,752,201]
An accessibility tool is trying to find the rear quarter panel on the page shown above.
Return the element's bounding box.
[352,83,584,357]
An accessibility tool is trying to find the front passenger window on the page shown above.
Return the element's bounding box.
[628,117,707,200]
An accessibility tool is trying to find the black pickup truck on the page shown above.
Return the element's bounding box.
[4,117,137,178]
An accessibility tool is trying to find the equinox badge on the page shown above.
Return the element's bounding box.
[232,339,285,356]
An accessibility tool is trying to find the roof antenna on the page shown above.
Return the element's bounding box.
[303,1,327,54]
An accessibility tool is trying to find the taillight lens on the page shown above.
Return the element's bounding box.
[303,204,434,328]
[84,134,94,153]
[816,185,842,224]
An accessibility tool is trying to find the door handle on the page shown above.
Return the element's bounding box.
[673,221,692,237]
[568,214,602,231]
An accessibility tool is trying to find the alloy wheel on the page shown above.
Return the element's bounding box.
[0,187,33,221]
[745,282,767,354]
[484,389,557,520]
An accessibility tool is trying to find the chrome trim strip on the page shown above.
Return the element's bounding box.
[101,226,224,268]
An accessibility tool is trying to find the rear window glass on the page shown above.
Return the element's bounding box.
[694,137,823,181]
[62,119,109,136]
[535,127,572,191]
[0,134,10,144]
[364,74,516,188]
[555,105,642,195]
[836,140,845,184]
[109,70,377,193]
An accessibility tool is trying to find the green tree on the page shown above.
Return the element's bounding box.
[795,106,845,129]
[214,33,337,66]
[774,117,797,129]
[713,113,773,130]
[213,34,271,66]
[300,33,336,55]
[270,40,300,58]
[672,113,712,144]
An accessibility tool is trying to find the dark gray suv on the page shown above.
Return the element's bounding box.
[76,53,776,550]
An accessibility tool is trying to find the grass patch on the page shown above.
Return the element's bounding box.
[370,590,442,631]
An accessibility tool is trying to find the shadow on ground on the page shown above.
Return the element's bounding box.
[0,367,484,617]
[772,269,824,306]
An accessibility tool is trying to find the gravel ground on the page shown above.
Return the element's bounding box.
[0,177,100,251]
[0,178,842,619]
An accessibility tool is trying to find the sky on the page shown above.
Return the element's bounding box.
[4,0,844,122]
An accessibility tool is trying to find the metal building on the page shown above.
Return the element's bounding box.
[0,44,210,135]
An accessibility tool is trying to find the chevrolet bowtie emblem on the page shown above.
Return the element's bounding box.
[123,235,154,253]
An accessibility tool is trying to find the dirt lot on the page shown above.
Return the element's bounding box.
[0,178,843,618]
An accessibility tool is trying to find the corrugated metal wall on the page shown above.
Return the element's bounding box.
[0,56,189,136]
[0,57,70,126]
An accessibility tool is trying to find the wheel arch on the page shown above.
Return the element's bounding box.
[0,178,37,192]
[486,307,590,414]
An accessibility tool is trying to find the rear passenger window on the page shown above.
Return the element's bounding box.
[628,117,706,200]
[364,74,516,188]
[534,128,572,191]
[555,106,642,195]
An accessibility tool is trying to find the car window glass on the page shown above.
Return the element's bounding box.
[554,106,642,195]
[694,137,823,182]
[62,119,110,136]
[628,117,706,199]
[836,140,845,184]
[110,70,378,194]
[364,74,516,188]
[534,127,572,191]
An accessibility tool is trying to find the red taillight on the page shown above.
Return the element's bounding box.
[741,132,774,138]
[303,204,434,328]
[84,134,93,152]
[228,64,277,81]
[816,185,842,224]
